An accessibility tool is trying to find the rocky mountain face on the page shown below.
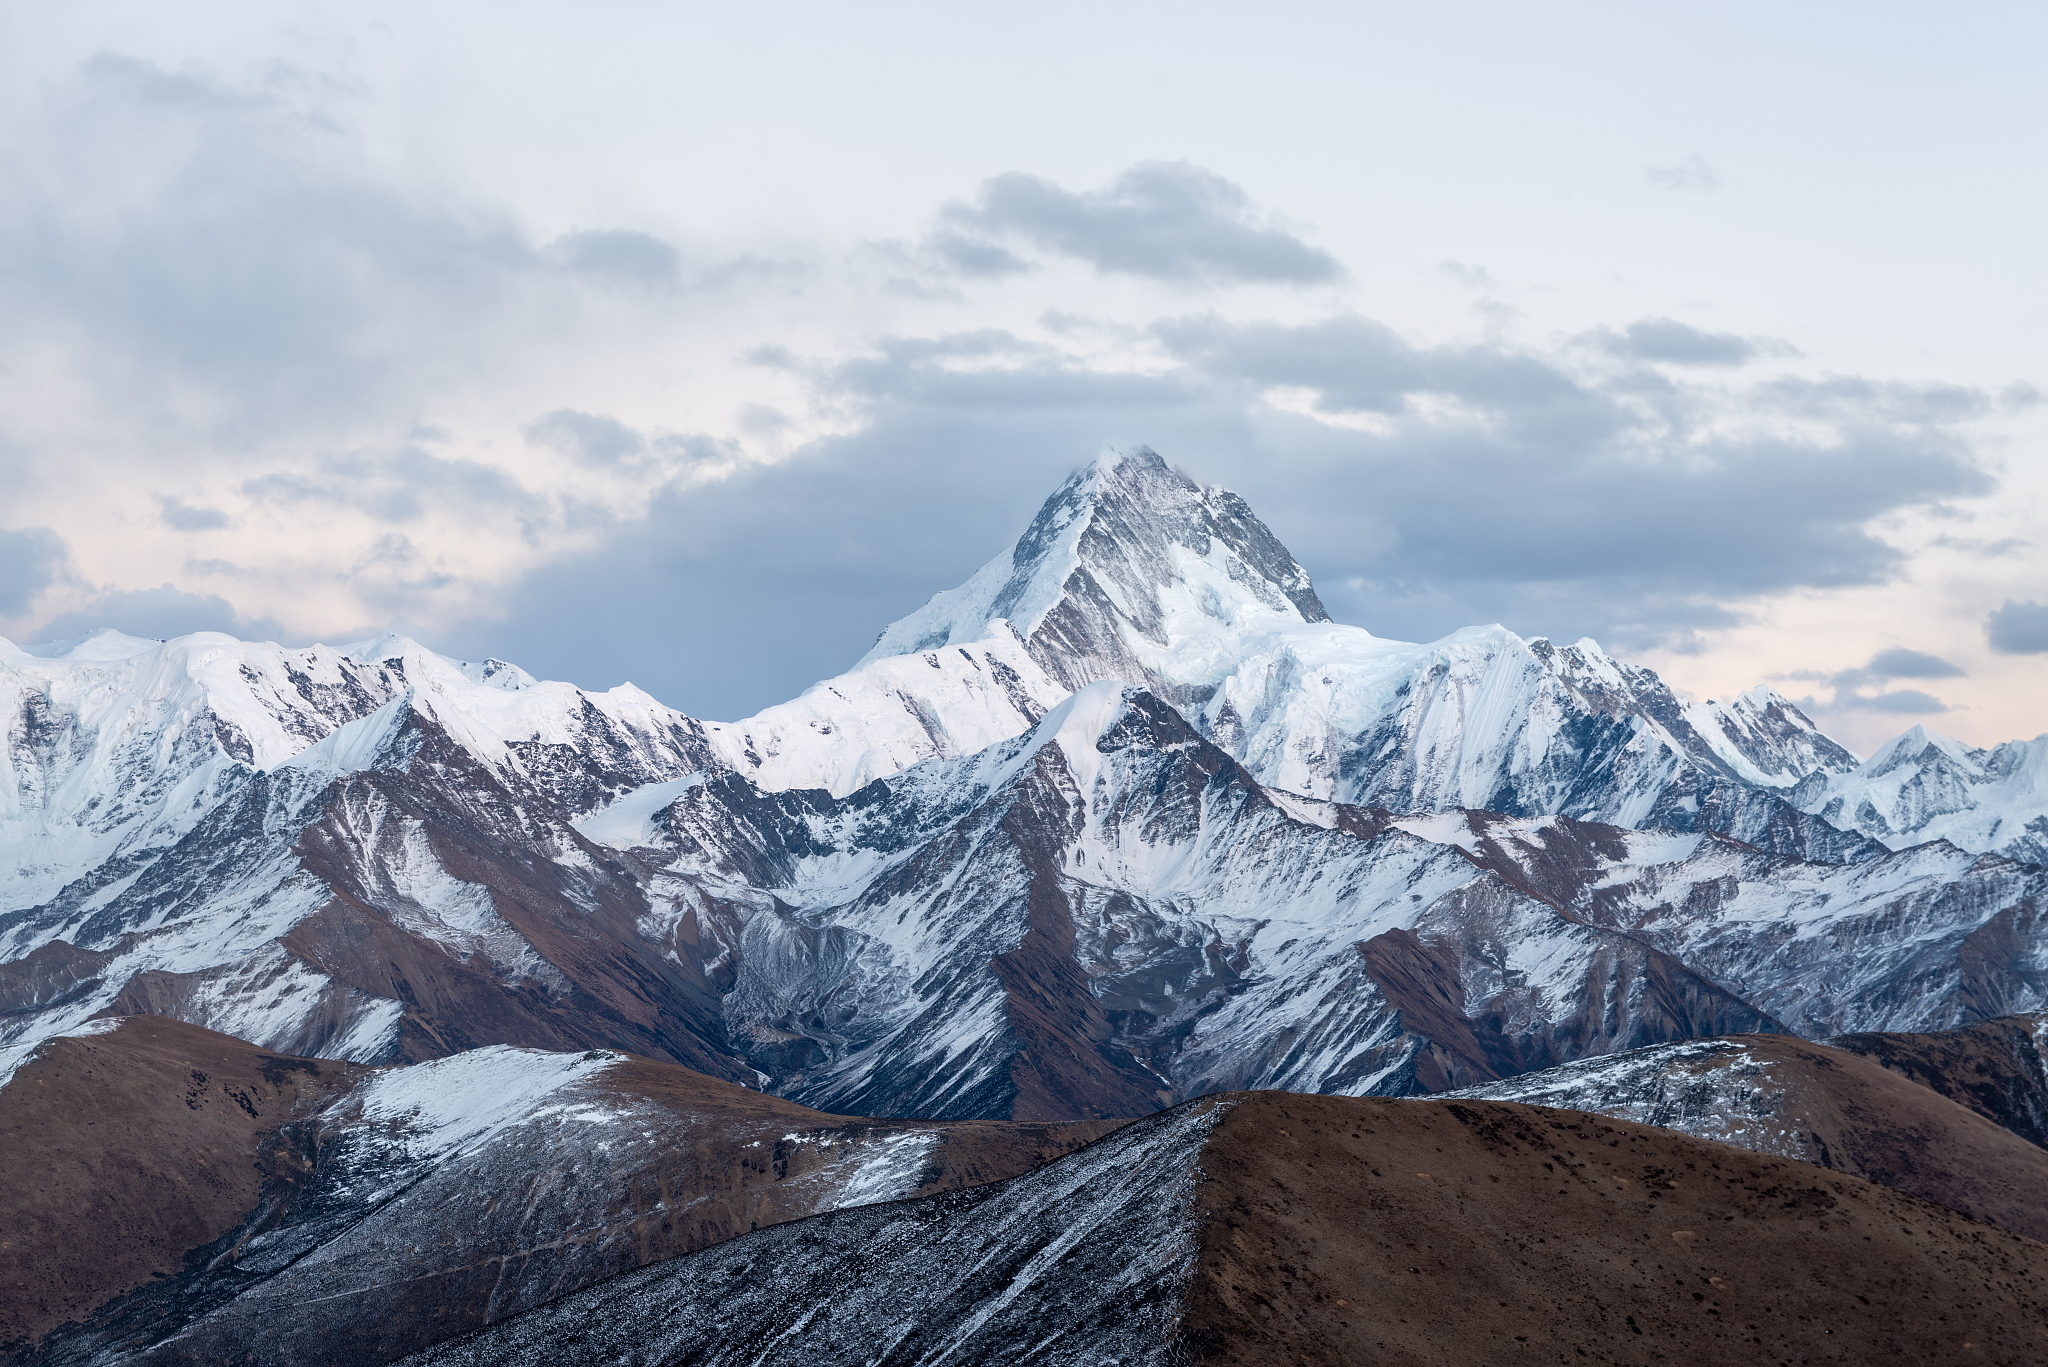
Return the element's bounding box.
[4,1017,1117,1366]
[402,1092,2048,1367]
[1830,1012,2048,1149]
[1,446,2042,1124]
[9,446,2048,1367]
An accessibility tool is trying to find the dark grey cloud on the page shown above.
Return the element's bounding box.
[0,527,69,616]
[1594,318,1760,367]
[1986,600,2048,654]
[934,163,1342,285]
[29,584,288,647]
[156,495,232,532]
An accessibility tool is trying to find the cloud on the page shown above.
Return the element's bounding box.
[548,229,681,287]
[0,55,539,445]
[1788,646,1964,717]
[933,163,1343,285]
[1863,646,1964,679]
[437,301,2004,715]
[0,527,69,616]
[432,412,1165,715]
[1986,600,2048,654]
[1156,313,1619,442]
[1854,688,1949,714]
[28,584,288,646]
[526,410,647,467]
[240,441,539,527]
[1646,155,1720,190]
[156,495,232,531]
[1593,318,1761,367]
[1438,261,1495,288]
[783,313,1998,654]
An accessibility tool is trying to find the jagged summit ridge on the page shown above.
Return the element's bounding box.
[860,445,1329,685]
[1792,723,2048,864]
[721,448,1858,827]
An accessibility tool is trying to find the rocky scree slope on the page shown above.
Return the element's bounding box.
[2,1017,1117,1367]
[404,1092,2048,1367]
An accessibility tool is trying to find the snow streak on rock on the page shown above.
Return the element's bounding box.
[401,1097,1231,1367]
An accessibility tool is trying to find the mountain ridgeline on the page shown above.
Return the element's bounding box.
[3,446,2044,1123]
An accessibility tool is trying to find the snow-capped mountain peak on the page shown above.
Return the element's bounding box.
[859,445,1331,687]
[707,448,1863,831]
[14,627,168,662]
[1793,722,2048,864]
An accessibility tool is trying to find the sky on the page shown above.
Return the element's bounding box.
[1,2,2043,753]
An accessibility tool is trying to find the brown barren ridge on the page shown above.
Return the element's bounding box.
[1186,1094,2048,1366]
[0,1019,360,1348]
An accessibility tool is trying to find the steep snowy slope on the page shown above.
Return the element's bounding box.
[1792,725,2048,864]
[713,448,1863,847]
[1444,1032,2048,1241]
[7,1018,1118,1366]
[403,1092,2048,1367]
[573,685,2044,1120]
[0,692,746,1086]
[1386,807,2048,1037]
[5,444,2040,1126]
[623,685,1800,1118]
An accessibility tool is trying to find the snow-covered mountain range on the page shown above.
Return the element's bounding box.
[3,446,2043,1118]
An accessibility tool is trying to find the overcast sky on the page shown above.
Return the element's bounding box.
[2,2,2043,752]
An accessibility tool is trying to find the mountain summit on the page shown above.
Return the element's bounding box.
[720,448,1859,840]
[861,446,1329,694]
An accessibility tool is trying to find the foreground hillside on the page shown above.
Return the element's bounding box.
[406,1092,2048,1367]
[13,1011,2048,1365]
[2,1019,1117,1365]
